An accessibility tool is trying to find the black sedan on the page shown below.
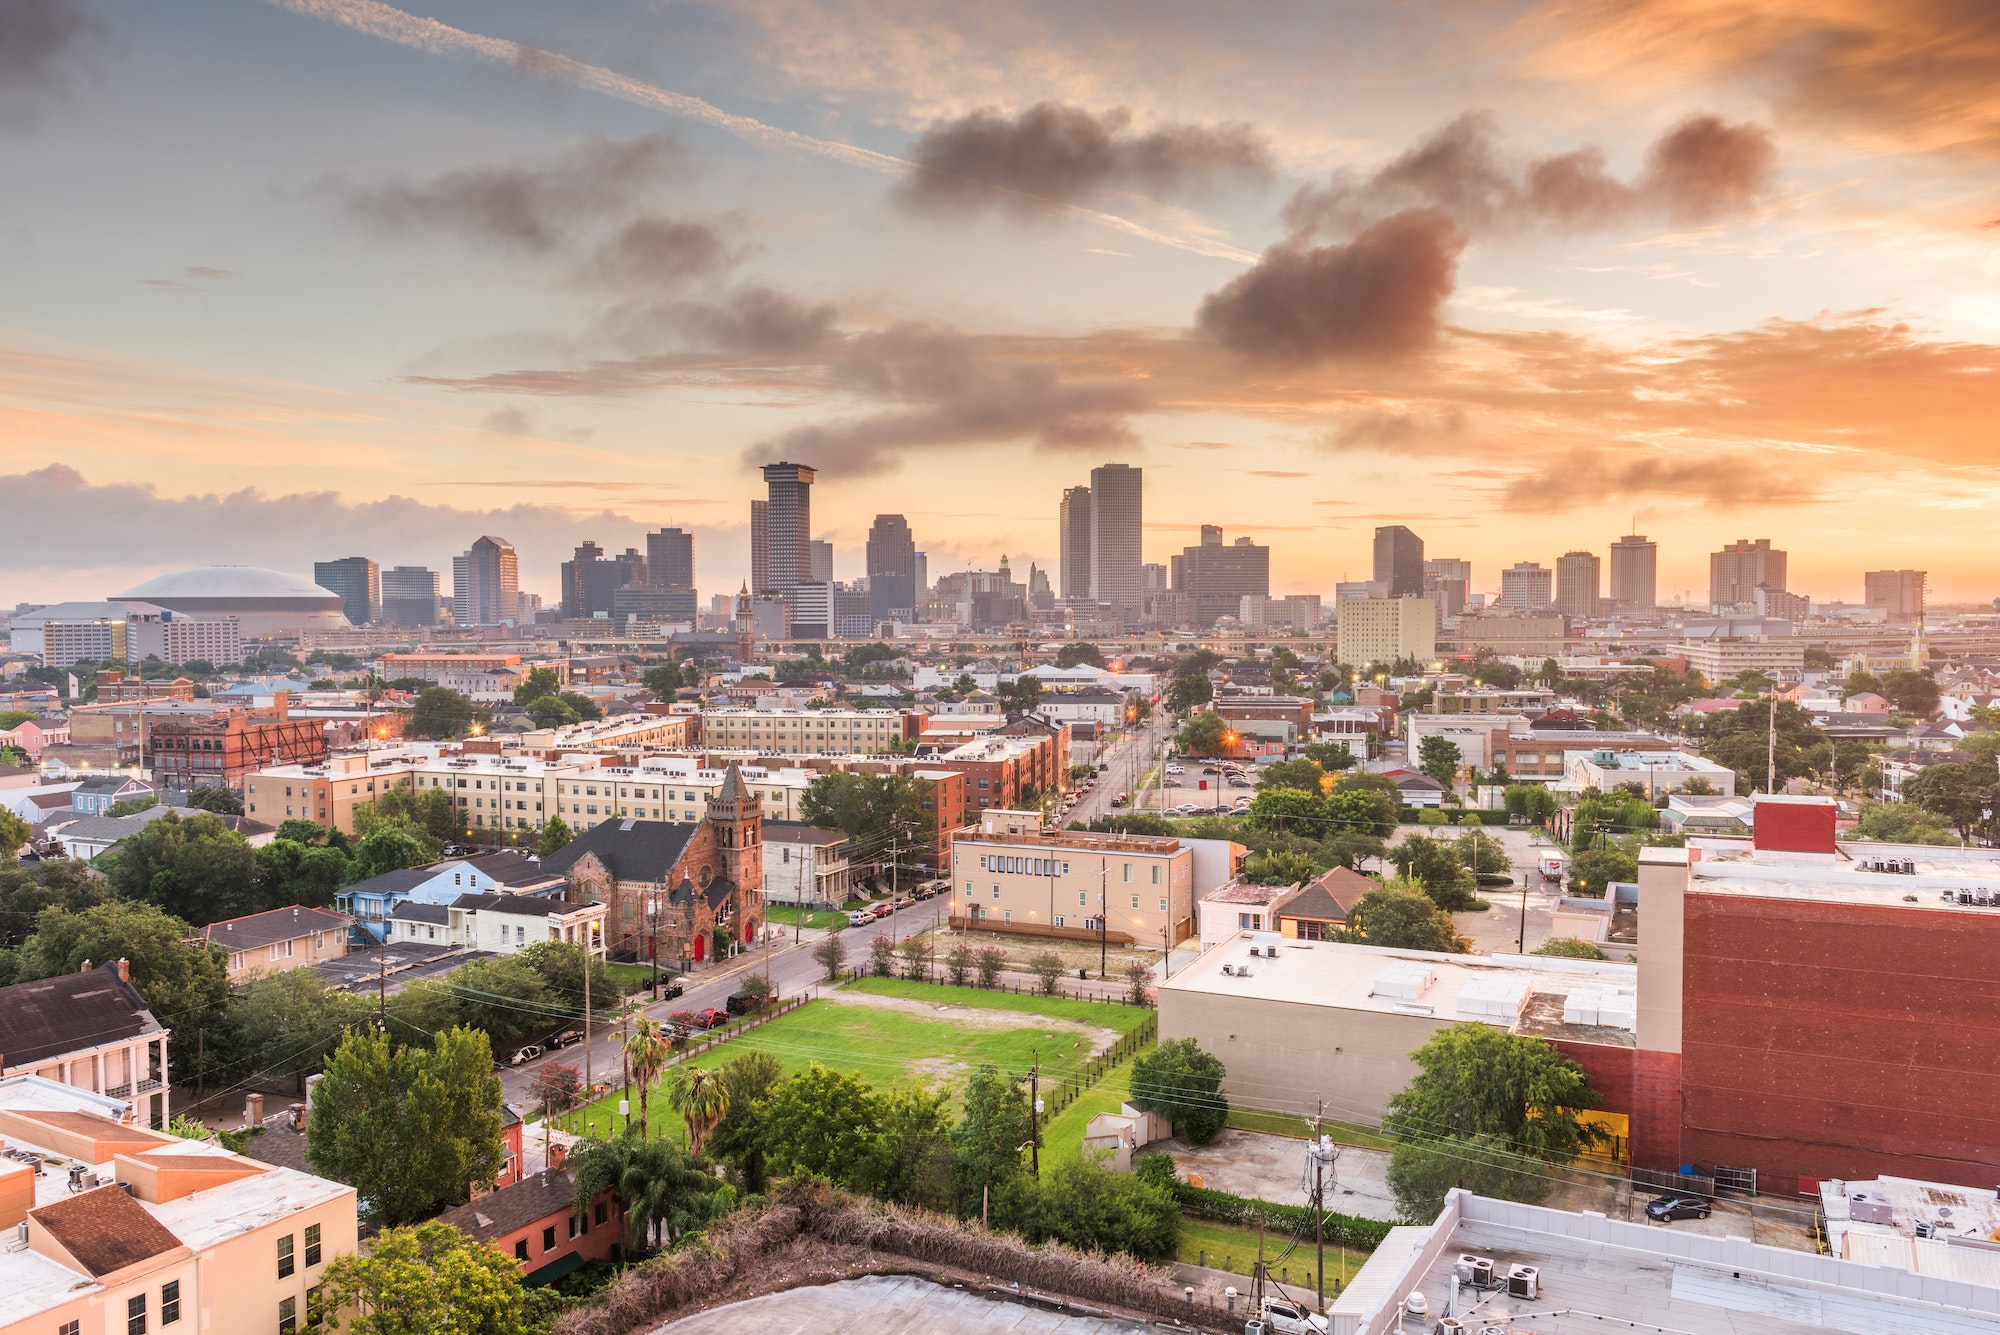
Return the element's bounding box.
[1645,1195,1712,1222]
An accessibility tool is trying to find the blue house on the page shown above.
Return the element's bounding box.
[336,851,564,941]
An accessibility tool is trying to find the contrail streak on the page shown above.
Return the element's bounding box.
[262,0,1262,264]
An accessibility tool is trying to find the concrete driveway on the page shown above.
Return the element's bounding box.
[1160,1127,1403,1224]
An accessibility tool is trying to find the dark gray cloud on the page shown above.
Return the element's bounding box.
[1284,112,1776,240]
[1497,446,1821,512]
[895,102,1271,215]
[580,215,745,289]
[1196,209,1465,362]
[745,324,1151,476]
[596,285,840,358]
[0,0,100,125]
[331,133,690,252]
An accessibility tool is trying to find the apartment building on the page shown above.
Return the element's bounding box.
[1674,636,1807,682]
[1335,594,1435,666]
[761,822,853,907]
[199,906,353,983]
[948,811,1196,945]
[246,750,586,838]
[0,961,171,1128]
[376,651,527,681]
[553,757,813,831]
[0,1075,357,1335]
[698,706,923,754]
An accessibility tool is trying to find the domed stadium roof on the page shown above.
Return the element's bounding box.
[116,566,342,605]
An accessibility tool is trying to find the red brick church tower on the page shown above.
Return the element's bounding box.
[708,762,763,943]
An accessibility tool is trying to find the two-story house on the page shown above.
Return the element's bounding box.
[0,960,170,1128]
[200,906,353,983]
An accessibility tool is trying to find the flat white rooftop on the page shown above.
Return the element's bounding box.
[1687,837,2000,912]
[1161,935,1639,1044]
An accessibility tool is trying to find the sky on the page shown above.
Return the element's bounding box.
[4,0,1999,609]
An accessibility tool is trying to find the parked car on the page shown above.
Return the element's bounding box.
[1645,1195,1712,1222]
[696,1008,729,1029]
[544,1028,585,1049]
[725,993,762,1016]
[848,909,876,926]
[659,978,685,1000]
[1111,794,1128,808]
[1174,802,1200,815]
[1165,763,1185,774]
[1259,1296,1329,1333]
[1201,765,1221,774]
[504,1043,544,1067]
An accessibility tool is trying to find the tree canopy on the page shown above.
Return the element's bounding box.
[102,811,263,925]
[312,1220,543,1335]
[1128,1038,1228,1145]
[1351,882,1468,953]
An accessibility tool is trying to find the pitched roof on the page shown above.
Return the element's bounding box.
[1281,867,1374,921]
[451,891,576,917]
[57,807,175,844]
[29,1184,186,1276]
[538,818,698,884]
[463,851,561,887]
[339,866,437,899]
[761,821,849,846]
[716,762,752,804]
[435,1169,582,1242]
[0,962,163,1068]
[391,901,450,925]
[202,906,350,951]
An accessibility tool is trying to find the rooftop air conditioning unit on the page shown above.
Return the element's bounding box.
[1471,1257,1495,1288]
[1507,1264,1539,1300]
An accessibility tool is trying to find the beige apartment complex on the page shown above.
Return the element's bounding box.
[246,750,586,837]
[1335,595,1435,666]
[698,707,921,754]
[552,758,812,830]
[0,1076,357,1335]
[948,810,1196,945]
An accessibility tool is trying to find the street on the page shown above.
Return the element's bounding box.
[1063,711,1174,825]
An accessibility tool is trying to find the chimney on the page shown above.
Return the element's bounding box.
[245,1092,264,1128]
[116,958,130,983]
[287,1103,306,1133]
[547,1141,568,1171]
[79,959,91,975]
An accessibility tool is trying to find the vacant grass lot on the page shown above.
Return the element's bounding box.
[567,978,1152,1143]
[1176,1216,1367,1288]
[764,904,851,930]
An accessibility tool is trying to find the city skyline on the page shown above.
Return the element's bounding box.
[5,4,1998,604]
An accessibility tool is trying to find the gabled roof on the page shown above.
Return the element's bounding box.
[463,851,561,888]
[761,821,849,846]
[435,1169,584,1242]
[202,906,350,951]
[30,1184,186,1276]
[1389,772,1445,791]
[56,807,176,845]
[451,891,587,917]
[538,818,699,884]
[338,866,437,899]
[0,962,163,1071]
[390,901,450,925]
[1280,866,1373,921]
[72,775,149,796]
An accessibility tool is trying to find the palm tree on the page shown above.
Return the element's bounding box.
[623,1018,670,1139]
[568,1131,722,1253]
[663,1063,730,1155]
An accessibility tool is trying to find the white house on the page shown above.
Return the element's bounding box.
[1032,689,1128,728]
[761,821,853,908]
[449,892,607,956]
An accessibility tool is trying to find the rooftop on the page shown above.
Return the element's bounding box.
[1339,1189,2000,1335]
[201,905,351,951]
[1682,836,2000,910]
[1822,1175,2000,1287]
[1162,935,1638,1044]
[0,961,163,1070]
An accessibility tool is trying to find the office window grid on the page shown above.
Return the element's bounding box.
[127,1294,146,1335]
[162,1279,181,1325]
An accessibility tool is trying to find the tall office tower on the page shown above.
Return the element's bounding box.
[750,499,771,595]
[865,514,918,624]
[1555,550,1602,619]
[1142,562,1170,590]
[1174,528,1271,626]
[1500,561,1555,610]
[313,557,379,625]
[1088,463,1143,621]
[1864,569,1927,624]
[614,547,647,588]
[809,539,834,584]
[1710,538,1787,610]
[560,541,607,620]
[646,527,695,592]
[1609,534,1658,610]
[1027,563,1054,610]
[381,565,440,627]
[1422,558,1470,618]
[1058,485,1093,600]
[761,461,816,593]
[452,535,519,626]
[1373,525,1425,597]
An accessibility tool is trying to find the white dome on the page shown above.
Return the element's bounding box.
[116,566,342,604]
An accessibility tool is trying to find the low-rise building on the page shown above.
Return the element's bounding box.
[199,906,353,983]
[760,821,853,907]
[338,852,565,941]
[435,1162,622,1286]
[0,1075,358,1335]
[1196,880,1298,948]
[1558,747,1737,797]
[0,961,171,1128]
[1030,688,1128,728]
[1276,866,1372,940]
[1674,636,1808,683]
[948,809,1198,946]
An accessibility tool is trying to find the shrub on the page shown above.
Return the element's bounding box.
[868,935,895,977]
[1532,936,1607,960]
[945,944,976,987]
[1029,951,1063,995]
[975,947,1006,989]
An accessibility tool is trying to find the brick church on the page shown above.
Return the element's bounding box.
[540,763,764,964]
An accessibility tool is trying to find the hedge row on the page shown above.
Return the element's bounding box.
[1171,1181,1395,1251]
[1398,808,1513,825]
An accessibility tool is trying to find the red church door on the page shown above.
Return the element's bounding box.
[692,932,706,963]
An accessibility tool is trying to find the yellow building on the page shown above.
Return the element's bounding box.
[947,809,1197,945]
[1335,595,1435,667]
[698,707,918,754]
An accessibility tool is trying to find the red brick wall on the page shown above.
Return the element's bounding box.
[1752,799,1836,853]
[1680,892,2000,1190]
[1630,1048,1684,1172]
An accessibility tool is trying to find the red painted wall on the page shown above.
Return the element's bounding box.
[1679,892,2000,1190]
[1751,799,1837,853]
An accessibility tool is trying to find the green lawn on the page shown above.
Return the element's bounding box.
[567,980,1150,1143]
[1225,1108,1393,1152]
[764,904,850,930]
[599,960,670,994]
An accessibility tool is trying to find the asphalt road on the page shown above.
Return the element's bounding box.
[1064,712,1174,825]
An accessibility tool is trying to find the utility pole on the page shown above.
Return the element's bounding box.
[377,930,387,1026]
[1255,1221,1266,1310]
[1098,859,1108,979]
[1767,696,1777,795]
[1029,1053,1040,1177]
[583,937,592,1097]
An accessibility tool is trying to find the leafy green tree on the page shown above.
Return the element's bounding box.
[406,687,487,740]
[860,1085,957,1210]
[1329,773,1402,834]
[1389,834,1477,911]
[525,695,577,729]
[568,1130,727,1253]
[512,666,562,705]
[1903,762,1993,840]
[514,939,614,1019]
[438,956,564,1054]
[0,861,110,948]
[102,811,263,924]
[1567,840,1638,897]
[1385,1024,1601,1218]
[1532,937,1607,960]
[107,795,161,818]
[1128,1038,1227,1145]
[275,818,329,845]
[998,674,1042,715]
[1007,1158,1180,1259]
[184,787,243,816]
[1503,784,1558,823]
[953,1064,1034,1205]
[535,814,574,856]
[1301,740,1359,771]
[20,901,231,1033]
[1029,949,1063,994]
[1242,848,1323,885]
[811,930,848,980]
[1259,758,1327,793]
[706,1052,784,1190]
[1352,883,1468,953]
[257,838,351,909]
[556,690,603,722]
[1056,642,1105,669]
[1166,674,1213,714]
[355,787,458,847]
[1244,785,1320,836]
[1385,1131,1553,1221]
[312,1220,534,1335]
[346,826,435,885]
[1454,829,1511,877]
[307,1025,505,1226]
[799,772,932,853]
[1855,801,1959,845]
[1417,735,1462,788]
[640,662,682,701]
[757,1063,883,1188]
[1878,669,1940,717]
[218,968,368,1089]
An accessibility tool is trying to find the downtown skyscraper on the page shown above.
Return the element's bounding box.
[866,514,918,624]
[1088,463,1142,622]
[758,462,815,594]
